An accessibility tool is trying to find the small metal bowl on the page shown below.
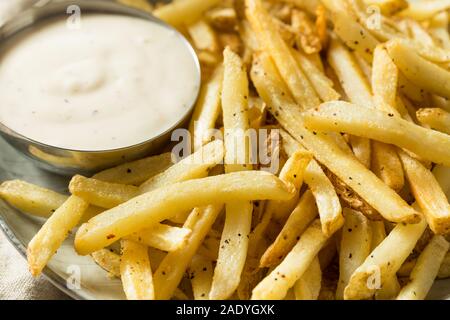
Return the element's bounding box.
[0,0,200,176]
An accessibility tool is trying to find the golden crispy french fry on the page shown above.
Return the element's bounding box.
[187,19,219,52]
[270,150,313,222]
[304,162,343,236]
[371,142,404,192]
[154,205,222,300]
[251,53,420,224]
[69,177,138,209]
[372,45,398,112]
[291,9,322,54]
[344,216,427,300]
[336,209,372,300]
[417,108,450,135]
[399,0,450,21]
[126,224,191,252]
[140,140,224,193]
[302,101,450,167]
[397,236,449,300]
[189,255,213,300]
[153,0,221,27]
[27,195,89,276]
[252,220,329,300]
[206,7,237,32]
[260,190,318,268]
[74,171,296,255]
[327,39,374,108]
[0,180,67,218]
[386,40,450,99]
[91,249,121,278]
[294,257,321,300]
[188,66,223,151]
[210,48,253,300]
[120,240,154,300]
[398,150,450,235]
[92,152,172,186]
[292,49,341,103]
[246,0,320,110]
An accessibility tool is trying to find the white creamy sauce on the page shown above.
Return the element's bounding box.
[0,14,199,150]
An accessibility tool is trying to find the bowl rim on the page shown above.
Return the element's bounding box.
[0,0,201,154]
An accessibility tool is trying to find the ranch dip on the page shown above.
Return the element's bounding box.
[0,14,199,151]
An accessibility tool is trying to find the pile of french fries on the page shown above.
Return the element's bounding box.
[1,0,450,300]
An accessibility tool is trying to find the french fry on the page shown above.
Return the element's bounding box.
[292,49,341,103]
[397,236,449,300]
[336,209,372,300]
[399,0,450,21]
[433,165,450,199]
[125,224,191,252]
[251,53,420,224]
[416,108,450,135]
[27,195,89,276]
[372,45,398,113]
[91,249,121,278]
[260,190,318,268]
[189,66,223,151]
[206,7,237,32]
[252,220,329,300]
[246,0,320,110]
[349,135,372,169]
[398,150,450,235]
[304,162,344,236]
[74,171,296,255]
[281,0,321,15]
[0,180,67,218]
[293,257,322,300]
[386,40,450,99]
[364,0,408,15]
[302,101,450,167]
[291,9,322,54]
[140,140,224,193]
[189,255,213,300]
[120,240,154,300]
[154,205,222,300]
[187,20,219,53]
[92,152,172,185]
[371,142,404,192]
[153,0,221,27]
[210,48,253,300]
[344,216,427,300]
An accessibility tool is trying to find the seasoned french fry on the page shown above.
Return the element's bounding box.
[189,66,223,151]
[398,150,450,235]
[399,0,450,21]
[260,190,318,268]
[153,0,221,27]
[416,108,450,135]
[344,216,427,300]
[291,9,322,54]
[397,236,449,300]
[92,152,172,185]
[154,205,222,300]
[304,162,343,236]
[187,20,219,53]
[0,180,67,218]
[294,257,321,300]
[336,209,372,300]
[302,101,450,167]
[372,45,398,112]
[91,249,121,278]
[126,224,191,252]
[27,195,89,276]
[386,40,450,99]
[189,255,213,300]
[120,240,154,300]
[251,53,420,224]
[246,0,320,110]
[371,142,404,192]
[140,140,224,193]
[210,48,253,300]
[74,171,296,255]
[252,220,329,300]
